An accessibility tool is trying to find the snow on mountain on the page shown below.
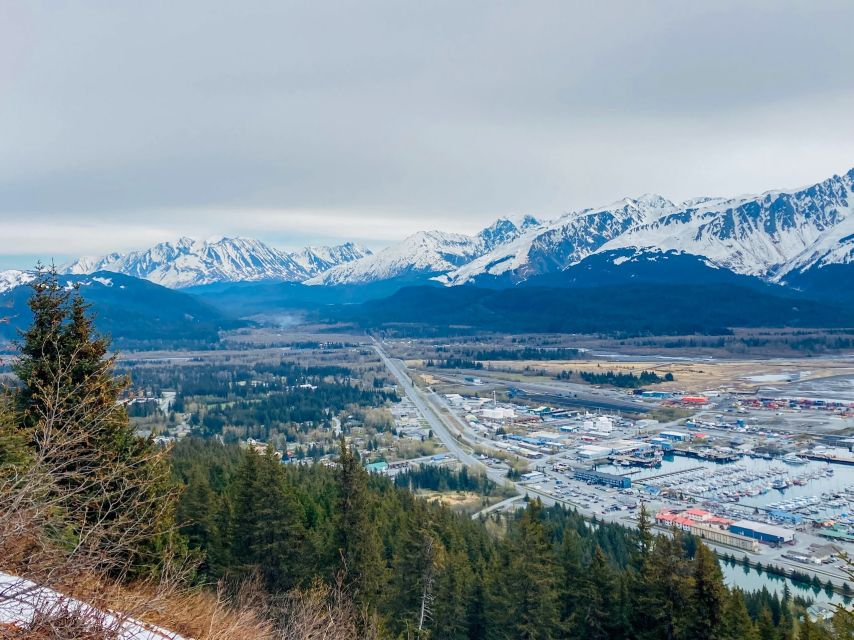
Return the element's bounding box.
[442,195,675,285]
[51,167,854,291]
[64,237,371,288]
[773,212,854,279]
[290,242,373,275]
[602,169,853,277]
[0,270,35,293]
[307,217,538,286]
[306,230,482,285]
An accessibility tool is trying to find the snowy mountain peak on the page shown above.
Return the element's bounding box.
[63,237,372,288]
[0,269,35,294]
[603,168,853,277]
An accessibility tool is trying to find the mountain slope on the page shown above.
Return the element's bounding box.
[521,248,772,290]
[64,237,371,288]
[0,272,240,346]
[0,270,35,294]
[441,195,676,285]
[601,169,853,277]
[441,169,853,290]
[306,216,539,286]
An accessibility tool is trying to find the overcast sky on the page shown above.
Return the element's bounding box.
[1,1,853,268]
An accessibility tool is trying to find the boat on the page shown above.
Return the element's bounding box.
[782,453,809,465]
[772,479,789,490]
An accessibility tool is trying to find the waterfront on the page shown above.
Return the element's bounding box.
[719,560,850,607]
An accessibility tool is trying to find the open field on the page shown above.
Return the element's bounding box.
[469,358,854,395]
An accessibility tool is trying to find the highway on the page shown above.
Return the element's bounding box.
[372,339,499,479]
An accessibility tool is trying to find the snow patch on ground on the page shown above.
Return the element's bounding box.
[0,572,185,640]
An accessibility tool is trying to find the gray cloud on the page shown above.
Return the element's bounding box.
[0,0,852,262]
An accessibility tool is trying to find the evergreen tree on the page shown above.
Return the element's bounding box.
[757,606,778,640]
[690,544,728,640]
[333,436,386,607]
[505,501,562,639]
[638,532,693,640]
[12,268,178,575]
[251,448,307,590]
[576,546,618,640]
[722,589,758,640]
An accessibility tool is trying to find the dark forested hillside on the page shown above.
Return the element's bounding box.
[334,283,854,336]
[0,270,240,347]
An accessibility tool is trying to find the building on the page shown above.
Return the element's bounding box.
[482,407,515,420]
[365,461,389,474]
[729,520,795,545]
[656,510,757,551]
[649,438,675,451]
[659,430,691,442]
[572,468,632,488]
[521,471,545,482]
[690,522,759,552]
[577,445,613,459]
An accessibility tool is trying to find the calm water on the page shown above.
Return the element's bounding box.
[719,560,849,606]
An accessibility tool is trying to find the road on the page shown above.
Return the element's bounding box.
[372,339,500,480]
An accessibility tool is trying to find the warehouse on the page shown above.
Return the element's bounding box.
[659,430,691,442]
[691,522,759,553]
[729,520,795,545]
[573,468,631,488]
[577,444,613,459]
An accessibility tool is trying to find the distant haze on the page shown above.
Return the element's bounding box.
[1,1,853,267]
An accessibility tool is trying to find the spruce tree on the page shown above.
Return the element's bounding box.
[506,500,562,639]
[690,543,728,640]
[722,589,758,640]
[12,268,178,575]
[576,546,618,640]
[333,436,386,607]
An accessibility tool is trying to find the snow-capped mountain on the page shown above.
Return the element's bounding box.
[64,237,372,288]
[443,169,853,286]
[0,270,35,294]
[441,194,675,285]
[306,216,539,286]
[36,167,854,293]
[601,169,853,278]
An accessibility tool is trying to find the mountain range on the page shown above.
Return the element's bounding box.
[62,237,372,289]
[1,168,852,343]
[7,167,844,295]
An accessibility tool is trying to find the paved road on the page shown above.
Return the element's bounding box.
[373,339,484,470]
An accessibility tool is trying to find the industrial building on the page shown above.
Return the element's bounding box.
[690,522,759,552]
[729,520,795,545]
[655,510,759,551]
[577,444,613,459]
[572,468,632,488]
[659,430,691,442]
